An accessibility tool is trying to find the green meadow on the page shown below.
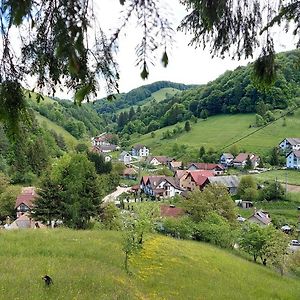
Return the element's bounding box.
[253,169,300,186]
[118,87,180,113]
[0,229,299,300]
[134,110,300,156]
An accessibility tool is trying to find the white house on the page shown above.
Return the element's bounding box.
[91,133,112,146]
[147,156,172,166]
[232,153,260,168]
[132,144,150,157]
[220,153,234,166]
[286,150,300,169]
[279,138,300,152]
[119,151,132,164]
[140,176,183,198]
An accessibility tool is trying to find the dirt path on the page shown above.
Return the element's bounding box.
[102,186,131,203]
[286,184,300,193]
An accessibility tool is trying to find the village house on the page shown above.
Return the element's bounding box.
[187,163,225,175]
[208,175,240,195]
[140,176,183,198]
[15,187,37,218]
[146,156,173,166]
[168,160,183,172]
[119,151,132,164]
[91,133,113,147]
[248,210,272,226]
[286,150,300,169]
[279,137,300,153]
[180,170,214,191]
[220,153,234,167]
[132,144,150,157]
[122,167,138,180]
[92,144,118,153]
[232,153,260,168]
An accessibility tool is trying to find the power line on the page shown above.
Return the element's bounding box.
[219,105,300,152]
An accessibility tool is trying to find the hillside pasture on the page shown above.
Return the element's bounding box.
[134,110,300,156]
[0,230,299,299]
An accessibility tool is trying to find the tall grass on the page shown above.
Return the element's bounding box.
[0,229,299,299]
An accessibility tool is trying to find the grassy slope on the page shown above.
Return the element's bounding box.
[35,113,78,148]
[25,92,79,148]
[0,230,299,300]
[134,110,300,156]
[253,169,300,185]
[118,87,180,113]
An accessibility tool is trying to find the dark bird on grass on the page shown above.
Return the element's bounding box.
[42,275,53,286]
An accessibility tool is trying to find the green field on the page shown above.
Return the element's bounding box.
[253,169,300,185]
[134,110,300,156]
[0,229,299,299]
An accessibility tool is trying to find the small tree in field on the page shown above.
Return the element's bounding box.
[200,109,208,120]
[263,229,289,276]
[122,203,159,273]
[239,223,268,262]
[184,121,191,132]
[199,146,206,159]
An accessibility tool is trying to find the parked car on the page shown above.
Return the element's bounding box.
[290,240,300,246]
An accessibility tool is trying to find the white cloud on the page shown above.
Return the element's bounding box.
[4,1,298,100]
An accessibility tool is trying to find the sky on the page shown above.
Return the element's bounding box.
[83,0,296,100]
[7,0,297,100]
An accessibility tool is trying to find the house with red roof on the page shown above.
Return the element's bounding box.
[181,170,213,191]
[187,163,225,175]
[15,187,37,218]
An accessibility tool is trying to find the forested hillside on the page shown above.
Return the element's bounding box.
[99,50,300,137]
[28,94,105,138]
[91,81,194,115]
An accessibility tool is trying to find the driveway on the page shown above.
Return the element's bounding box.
[286,184,300,193]
[102,186,131,203]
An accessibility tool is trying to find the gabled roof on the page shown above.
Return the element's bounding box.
[123,168,138,176]
[233,153,259,163]
[248,210,272,225]
[148,156,173,164]
[187,163,225,170]
[141,176,149,185]
[174,170,188,180]
[287,150,300,158]
[285,138,300,146]
[120,151,131,158]
[133,144,147,150]
[188,172,210,187]
[222,153,234,159]
[170,161,182,168]
[93,133,113,142]
[146,176,182,191]
[208,175,240,188]
[15,187,37,209]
